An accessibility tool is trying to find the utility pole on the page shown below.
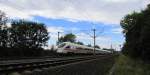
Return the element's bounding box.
[57,32,60,45]
[81,25,103,55]
[110,44,113,53]
[119,44,122,51]
[110,44,113,49]
[92,29,96,55]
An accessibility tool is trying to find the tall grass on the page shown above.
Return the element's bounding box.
[112,55,150,75]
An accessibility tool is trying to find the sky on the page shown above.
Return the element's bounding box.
[0,0,149,50]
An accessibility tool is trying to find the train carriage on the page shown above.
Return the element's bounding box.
[57,42,112,54]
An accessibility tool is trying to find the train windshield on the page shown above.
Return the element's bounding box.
[65,46,71,48]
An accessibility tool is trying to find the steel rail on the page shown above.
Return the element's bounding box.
[0,55,106,73]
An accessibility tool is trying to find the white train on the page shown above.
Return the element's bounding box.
[57,42,112,54]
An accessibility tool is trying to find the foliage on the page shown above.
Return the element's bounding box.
[87,44,100,48]
[75,41,84,45]
[10,20,49,49]
[112,55,150,75]
[59,33,76,43]
[0,11,50,57]
[58,33,85,46]
[94,45,100,49]
[121,4,150,60]
[87,44,92,47]
[0,10,8,48]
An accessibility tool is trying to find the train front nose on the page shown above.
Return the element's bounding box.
[57,48,63,53]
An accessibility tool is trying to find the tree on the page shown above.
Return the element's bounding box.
[59,33,76,43]
[121,12,142,57]
[140,5,150,59]
[0,10,8,48]
[0,11,51,57]
[87,44,92,47]
[10,20,49,49]
[7,20,50,57]
[121,4,150,60]
[94,45,100,49]
[76,41,84,45]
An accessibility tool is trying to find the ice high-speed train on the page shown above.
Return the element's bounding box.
[57,42,112,54]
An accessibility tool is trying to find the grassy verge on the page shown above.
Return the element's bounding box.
[111,54,150,75]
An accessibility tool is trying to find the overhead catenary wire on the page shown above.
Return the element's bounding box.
[49,0,107,54]
[66,0,102,55]
[63,0,105,55]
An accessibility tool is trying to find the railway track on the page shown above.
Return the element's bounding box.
[0,55,107,73]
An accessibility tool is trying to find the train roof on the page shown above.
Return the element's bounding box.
[62,42,93,49]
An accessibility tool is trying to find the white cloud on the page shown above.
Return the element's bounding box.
[47,26,65,46]
[0,3,32,19]
[104,0,139,3]
[47,26,64,42]
[47,26,64,33]
[112,27,123,34]
[6,22,12,28]
[0,0,149,24]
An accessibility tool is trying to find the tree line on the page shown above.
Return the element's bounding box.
[0,11,49,57]
[121,4,150,60]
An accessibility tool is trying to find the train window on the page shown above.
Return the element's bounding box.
[65,46,71,48]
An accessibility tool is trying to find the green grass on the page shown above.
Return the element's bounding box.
[112,54,150,75]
